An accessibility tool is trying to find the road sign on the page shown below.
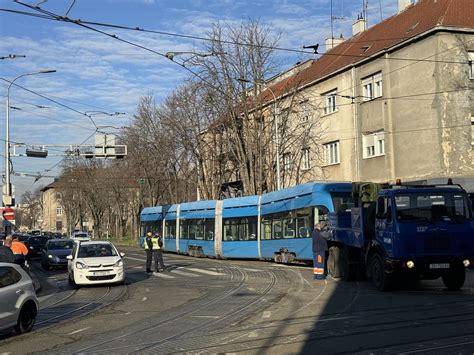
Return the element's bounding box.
[1,207,15,221]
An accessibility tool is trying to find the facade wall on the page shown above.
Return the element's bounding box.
[303,30,474,188]
[41,188,67,232]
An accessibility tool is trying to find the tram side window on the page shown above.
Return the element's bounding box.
[165,222,176,239]
[282,216,294,239]
[272,219,283,239]
[180,220,188,239]
[223,218,257,241]
[294,208,311,238]
[205,220,214,241]
[262,219,272,240]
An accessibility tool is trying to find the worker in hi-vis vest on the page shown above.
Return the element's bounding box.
[152,232,167,273]
[144,231,153,273]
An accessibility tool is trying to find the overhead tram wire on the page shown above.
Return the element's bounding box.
[2,5,470,65]
[11,2,246,106]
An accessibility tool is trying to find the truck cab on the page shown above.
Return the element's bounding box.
[328,181,474,291]
[368,185,474,290]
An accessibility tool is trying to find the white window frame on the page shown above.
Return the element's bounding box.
[469,52,474,80]
[283,153,292,171]
[301,148,310,170]
[56,206,62,216]
[363,131,385,158]
[300,100,309,122]
[323,89,337,115]
[362,72,383,101]
[323,141,340,165]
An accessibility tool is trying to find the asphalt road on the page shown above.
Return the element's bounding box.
[2,247,474,354]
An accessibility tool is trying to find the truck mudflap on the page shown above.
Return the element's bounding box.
[273,248,296,263]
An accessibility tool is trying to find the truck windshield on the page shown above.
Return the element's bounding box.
[394,192,473,222]
[331,193,354,212]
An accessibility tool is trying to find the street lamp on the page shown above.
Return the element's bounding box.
[4,69,56,208]
[237,78,281,190]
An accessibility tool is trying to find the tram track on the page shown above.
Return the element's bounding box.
[66,263,280,353]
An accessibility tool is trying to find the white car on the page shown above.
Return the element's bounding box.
[0,262,38,334]
[67,241,125,287]
[70,231,90,241]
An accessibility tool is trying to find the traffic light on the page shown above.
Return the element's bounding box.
[26,148,48,158]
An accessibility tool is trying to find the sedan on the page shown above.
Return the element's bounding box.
[25,236,49,258]
[41,239,74,270]
[67,241,125,287]
[0,262,38,334]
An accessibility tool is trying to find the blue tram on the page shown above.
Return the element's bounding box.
[139,182,353,262]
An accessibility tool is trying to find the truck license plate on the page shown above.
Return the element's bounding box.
[429,263,450,269]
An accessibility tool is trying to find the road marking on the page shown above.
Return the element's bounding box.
[248,331,259,338]
[68,327,90,335]
[187,268,223,276]
[125,256,146,262]
[242,268,262,272]
[262,311,271,318]
[152,272,175,279]
[169,269,199,277]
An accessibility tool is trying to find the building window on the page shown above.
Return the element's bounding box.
[56,206,62,216]
[323,89,337,114]
[300,100,309,122]
[55,192,61,199]
[324,141,340,165]
[363,131,385,158]
[469,52,474,79]
[302,148,310,170]
[362,72,383,101]
[283,153,292,171]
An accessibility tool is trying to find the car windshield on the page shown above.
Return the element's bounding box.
[49,241,74,250]
[331,192,354,212]
[78,244,117,258]
[73,233,88,239]
[395,192,473,222]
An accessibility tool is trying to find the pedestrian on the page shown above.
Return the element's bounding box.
[0,239,15,263]
[152,232,166,273]
[312,223,327,280]
[10,234,29,268]
[144,231,153,273]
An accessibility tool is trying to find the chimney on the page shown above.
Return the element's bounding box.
[352,15,367,37]
[398,0,413,12]
[325,34,345,51]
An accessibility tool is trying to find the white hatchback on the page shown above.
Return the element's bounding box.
[0,263,38,334]
[67,241,125,287]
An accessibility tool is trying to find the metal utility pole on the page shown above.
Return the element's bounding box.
[4,69,56,208]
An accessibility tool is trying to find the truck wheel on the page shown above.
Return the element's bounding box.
[442,265,465,291]
[370,254,392,291]
[328,246,341,279]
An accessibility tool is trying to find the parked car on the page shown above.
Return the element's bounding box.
[67,241,125,287]
[0,262,38,334]
[25,236,49,258]
[41,239,74,270]
[70,230,89,241]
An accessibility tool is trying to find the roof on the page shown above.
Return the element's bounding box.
[264,0,473,101]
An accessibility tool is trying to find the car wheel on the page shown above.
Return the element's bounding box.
[15,301,37,334]
[68,272,78,288]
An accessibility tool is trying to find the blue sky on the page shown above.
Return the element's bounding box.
[0,0,399,199]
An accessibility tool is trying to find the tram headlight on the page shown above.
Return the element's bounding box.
[463,259,470,267]
[406,260,415,269]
